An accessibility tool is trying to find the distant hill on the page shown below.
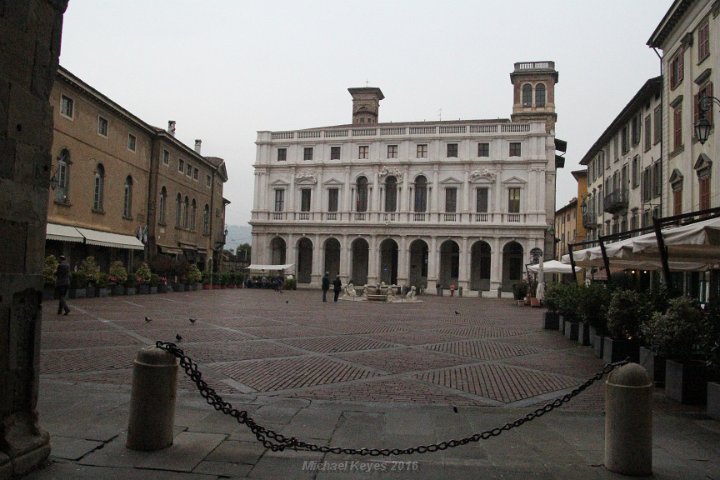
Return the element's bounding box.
[225,224,252,251]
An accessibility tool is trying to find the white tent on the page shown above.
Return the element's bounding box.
[247,263,295,272]
[632,216,720,262]
[528,260,581,274]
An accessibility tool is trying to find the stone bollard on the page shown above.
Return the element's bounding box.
[605,363,652,476]
[126,346,178,451]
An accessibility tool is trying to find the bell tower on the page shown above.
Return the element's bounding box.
[348,87,384,125]
[509,61,559,133]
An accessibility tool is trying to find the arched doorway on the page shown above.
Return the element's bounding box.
[297,237,313,284]
[470,241,491,291]
[270,237,286,265]
[351,238,369,285]
[502,241,524,291]
[439,240,459,289]
[379,238,398,284]
[409,239,428,289]
[324,238,341,277]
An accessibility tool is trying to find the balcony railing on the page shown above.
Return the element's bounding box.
[475,213,489,222]
[326,212,337,220]
[252,211,533,225]
[507,213,521,223]
[298,212,310,220]
[603,190,629,214]
[582,211,596,229]
[413,213,426,222]
[443,213,457,222]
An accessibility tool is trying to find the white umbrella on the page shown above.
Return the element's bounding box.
[529,260,582,274]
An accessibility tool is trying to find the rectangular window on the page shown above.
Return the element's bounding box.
[127,133,137,151]
[162,149,169,166]
[300,189,311,212]
[673,104,682,151]
[206,174,211,187]
[358,146,368,159]
[642,168,651,202]
[193,167,199,180]
[447,143,458,157]
[60,95,73,118]
[621,125,629,154]
[445,188,457,212]
[631,115,640,146]
[631,156,639,188]
[277,148,287,161]
[274,189,285,212]
[178,159,184,172]
[186,163,192,176]
[670,49,684,89]
[478,142,489,157]
[328,188,339,212]
[98,116,108,137]
[476,188,489,212]
[613,136,619,162]
[653,162,662,198]
[653,105,662,145]
[644,114,651,152]
[673,188,682,216]
[387,145,398,158]
[700,176,710,210]
[509,142,521,157]
[698,20,710,62]
[330,146,341,160]
[508,188,520,213]
[303,147,313,161]
[416,144,427,158]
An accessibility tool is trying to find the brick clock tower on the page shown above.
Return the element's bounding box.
[510,61,559,133]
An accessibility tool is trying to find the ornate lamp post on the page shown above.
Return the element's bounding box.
[694,94,720,145]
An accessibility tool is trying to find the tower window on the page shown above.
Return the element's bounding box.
[535,84,546,107]
[522,84,532,107]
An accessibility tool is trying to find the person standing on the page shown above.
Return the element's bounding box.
[321,271,330,302]
[332,275,342,302]
[55,255,70,315]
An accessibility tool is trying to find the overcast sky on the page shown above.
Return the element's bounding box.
[59,0,672,226]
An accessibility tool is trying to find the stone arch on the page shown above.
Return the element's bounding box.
[438,239,460,288]
[323,237,341,277]
[297,237,313,284]
[470,240,491,291]
[270,237,287,265]
[408,239,428,289]
[502,241,524,291]
[379,238,398,285]
[351,237,369,285]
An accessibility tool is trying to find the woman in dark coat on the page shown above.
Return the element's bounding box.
[332,275,342,302]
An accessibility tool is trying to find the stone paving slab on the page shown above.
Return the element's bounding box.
[48,436,103,461]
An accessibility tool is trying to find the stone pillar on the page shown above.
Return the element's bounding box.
[312,234,322,286]
[0,1,68,477]
[490,237,502,294]
[368,235,378,284]
[341,234,350,278]
[458,237,469,291]
[397,236,408,285]
[427,236,438,291]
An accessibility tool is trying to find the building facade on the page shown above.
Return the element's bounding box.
[580,77,663,241]
[48,66,228,272]
[553,169,587,260]
[250,62,562,295]
[648,0,719,218]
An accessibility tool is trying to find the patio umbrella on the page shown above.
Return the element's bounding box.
[529,260,582,274]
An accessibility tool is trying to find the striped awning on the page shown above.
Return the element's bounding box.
[75,227,145,250]
[46,223,84,243]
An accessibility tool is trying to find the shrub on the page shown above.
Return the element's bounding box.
[512,282,528,301]
[125,274,136,288]
[96,273,109,288]
[150,255,173,276]
[79,256,101,285]
[134,262,152,285]
[606,289,651,339]
[284,277,297,290]
[543,283,562,313]
[187,264,202,283]
[43,255,59,287]
[150,273,160,287]
[202,272,213,284]
[171,258,190,282]
[556,282,581,321]
[70,271,86,289]
[576,283,611,333]
[108,261,128,285]
[641,296,710,361]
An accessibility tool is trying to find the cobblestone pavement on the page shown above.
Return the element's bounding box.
[40,288,608,410]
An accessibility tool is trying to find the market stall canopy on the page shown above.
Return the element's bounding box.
[46,223,84,243]
[528,260,581,274]
[247,264,295,272]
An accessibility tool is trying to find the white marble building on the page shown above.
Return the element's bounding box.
[250,62,562,295]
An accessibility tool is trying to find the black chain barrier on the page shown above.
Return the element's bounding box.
[156,340,627,456]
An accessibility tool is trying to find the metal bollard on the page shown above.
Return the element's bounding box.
[605,363,652,476]
[126,346,178,451]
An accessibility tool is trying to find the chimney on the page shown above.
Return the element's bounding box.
[194,139,202,154]
[348,87,384,125]
[167,120,176,136]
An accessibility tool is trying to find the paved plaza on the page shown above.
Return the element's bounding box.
[28,289,720,479]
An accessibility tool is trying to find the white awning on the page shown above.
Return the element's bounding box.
[632,216,720,261]
[75,227,145,250]
[46,223,84,243]
[247,263,295,272]
[528,260,581,274]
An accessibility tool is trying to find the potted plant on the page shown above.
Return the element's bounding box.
[603,288,649,363]
[108,261,128,295]
[79,256,101,297]
[284,276,297,291]
[187,264,202,290]
[149,273,160,294]
[236,273,245,288]
[157,275,169,293]
[95,273,111,297]
[638,286,670,386]
[576,283,610,348]
[202,272,212,289]
[641,296,710,404]
[43,255,59,301]
[125,274,137,295]
[557,283,580,340]
[69,271,87,299]
[542,283,562,330]
[134,262,152,294]
[512,282,528,306]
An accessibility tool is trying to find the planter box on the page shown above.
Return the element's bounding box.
[150,286,158,294]
[589,326,604,358]
[564,320,579,341]
[559,315,565,333]
[185,284,193,291]
[111,285,125,296]
[157,284,168,293]
[96,287,111,298]
[665,359,707,405]
[708,382,720,419]
[577,322,590,346]
[137,284,150,295]
[639,346,666,387]
[125,287,136,296]
[173,283,185,292]
[194,283,202,291]
[603,337,640,364]
[69,288,86,299]
[543,312,559,330]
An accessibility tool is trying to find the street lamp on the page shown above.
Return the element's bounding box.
[694,94,720,145]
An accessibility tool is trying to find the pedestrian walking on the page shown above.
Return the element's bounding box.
[321,271,330,302]
[332,275,342,302]
[55,255,70,315]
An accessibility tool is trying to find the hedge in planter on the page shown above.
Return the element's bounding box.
[108,261,129,295]
[542,283,562,330]
[576,283,610,347]
[69,271,87,299]
[603,289,650,363]
[134,262,152,294]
